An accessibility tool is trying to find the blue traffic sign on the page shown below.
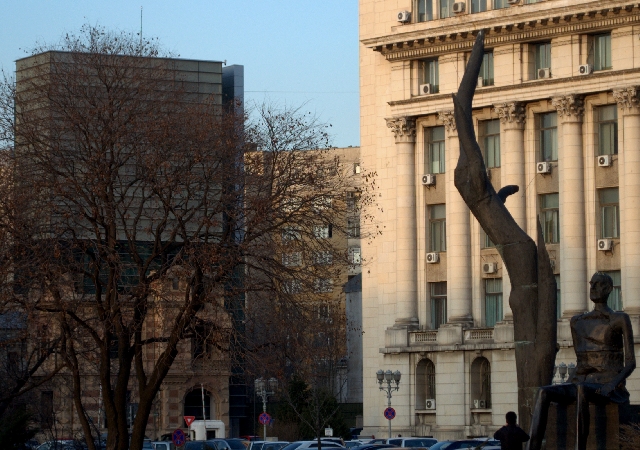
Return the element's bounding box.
[172,429,186,446]
[383,407,396,420]
[259,412,272,425]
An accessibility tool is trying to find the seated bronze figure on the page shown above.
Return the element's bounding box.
[528,272,636,450]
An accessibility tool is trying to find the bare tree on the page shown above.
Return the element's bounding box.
[0,25,373,450]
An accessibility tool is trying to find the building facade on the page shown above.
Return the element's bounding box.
[360,0,640,440]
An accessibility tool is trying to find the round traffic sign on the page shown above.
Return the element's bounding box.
[172,428,186,446]
[259,412,272,425]
[383,407,396,420]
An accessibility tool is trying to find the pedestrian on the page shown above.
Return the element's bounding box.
[493,411,530,450]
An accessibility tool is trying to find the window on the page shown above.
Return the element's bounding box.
[317,303,331,321]
[353,162,361,174]
[346,191,360,211]
[604,271,622,311]
[471,0,487,13]
[479,51,494,86]
[109,336,119,359]
[313,224,332,239]
[282,252,302,267]
[283,279,302,294]
[539,112,558,162]
[596,105,618,156]
[539,193,559,243]
[481,228,495,248]
[347,219,360,238]
[555,274,561,319]
[282,225,301,241]
[484,278,503,327]
[599,188,619,239]
[419,58,439,93]
[593,33,612,71]
[314,278,333,293]
[313,251,333,265]
[534,42,551,77]
[416,358,436,407]
[440,0,456,18]
[470,357,491,408]
[429,204,447,252]
[171,277,180,291]
[493,0,508,9]
[430,282,447,329]
[425,126,446,174]
[40,391,54,428]
[313,196,332,211]
[349,247,361,264]
[480,119,500,168]
[416,0,433,21]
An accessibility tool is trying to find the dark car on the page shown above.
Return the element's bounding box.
[439,440,498,450]
[349,445,395,450]
[224,440,248,450]
[386,438,438,449]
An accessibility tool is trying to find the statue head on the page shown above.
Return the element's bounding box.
[589,272,613,304]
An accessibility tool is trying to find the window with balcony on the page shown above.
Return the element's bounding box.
[539,112,558,162]
[484,278,503,327]
[425,126,446,174]
[599,188,619,239]
[416,358,436,408]
[604,271,622,311]
[539,193,559,244]
[596,105,618,156]
[419,58,439,93]
[416,0,433,21]
[430,282,447,329]
[470,357,491,409]
[592,33,612,71]
[472,0,487,13]
[429,204,446,252]
[480,119,500,168]
[479,51,494,86]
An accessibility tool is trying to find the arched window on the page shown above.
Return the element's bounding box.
[470,357,491,409]
[184,388,215,423]
[416,358,436,409]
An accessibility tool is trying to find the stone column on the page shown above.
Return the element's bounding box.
[494,102,527,321]
[551,94,588,316]
[613,87,640,314]
[439,110,473,325]
[386,117,419,326]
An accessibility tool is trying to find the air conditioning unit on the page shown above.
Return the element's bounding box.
[422,174,436,186]
[474,399,487,409]
[483,262,498,274]
[425,399,436,410]
[419,83,433,95]
[598,239,613,251]
[537,162,552,174]
[598,155,612,167]
[426,252,440,264]
[453,2,466,13]
[579,64,593,75]
[538,68,551,79]
[397,10,411,23]
[477,77,484,88]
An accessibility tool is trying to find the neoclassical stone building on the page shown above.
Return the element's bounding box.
[359,0,640,440]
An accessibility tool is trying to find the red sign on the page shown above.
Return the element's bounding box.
[172,429,186,446]
[259,412,271,425]
[184,416,196,427]
[383,407,396,420]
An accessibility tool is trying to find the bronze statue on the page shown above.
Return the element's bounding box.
[527,272,636,450]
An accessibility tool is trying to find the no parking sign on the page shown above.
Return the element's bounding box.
[383,407,396,420]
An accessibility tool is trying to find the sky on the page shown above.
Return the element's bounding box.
[1,0,360,148]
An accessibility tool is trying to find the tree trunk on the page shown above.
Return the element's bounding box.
[453,31,557,433]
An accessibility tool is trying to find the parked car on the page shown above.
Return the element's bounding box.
[263,442,289,450]
[385,438,438,449]
[224,439,249,450]
[36,441,78,450]
[425,442,452,450]
[436,440,498,450]
[348,444,394,450]
[152,442,176,450]
[283,442,343,450]
[344,441,363,449]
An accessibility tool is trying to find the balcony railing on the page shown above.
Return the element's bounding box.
[464,328,494,341]
[411,330,438,343]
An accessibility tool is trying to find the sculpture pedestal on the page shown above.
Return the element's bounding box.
[543,403,639,450]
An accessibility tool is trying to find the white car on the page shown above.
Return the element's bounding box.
[385,438,438,449]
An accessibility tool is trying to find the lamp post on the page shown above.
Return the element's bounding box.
[255,377,278,441]
[377,369,401,438]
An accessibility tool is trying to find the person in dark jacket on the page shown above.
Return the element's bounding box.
[493,411,530,450]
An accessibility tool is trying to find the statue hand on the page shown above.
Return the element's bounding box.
[597,382,616,397]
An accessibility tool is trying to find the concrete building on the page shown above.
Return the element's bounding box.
[359,0,640,440]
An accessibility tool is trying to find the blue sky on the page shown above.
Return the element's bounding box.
[1,0,360,147]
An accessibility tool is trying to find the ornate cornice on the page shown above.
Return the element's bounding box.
[494,102,526,127]
[367,7,639,62]
[386,116,417,143]
[551,94,585,121]
[613,86,640,110]
[438,110,457,133]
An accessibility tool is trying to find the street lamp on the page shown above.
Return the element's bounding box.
[377,369,401,438]
[255,377,278,440]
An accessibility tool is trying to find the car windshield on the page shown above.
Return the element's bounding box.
[404,439,438,448]
[252,444,265,450]
[423,443,451,450]
[281,444,302,450]
[226,441,248,450]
